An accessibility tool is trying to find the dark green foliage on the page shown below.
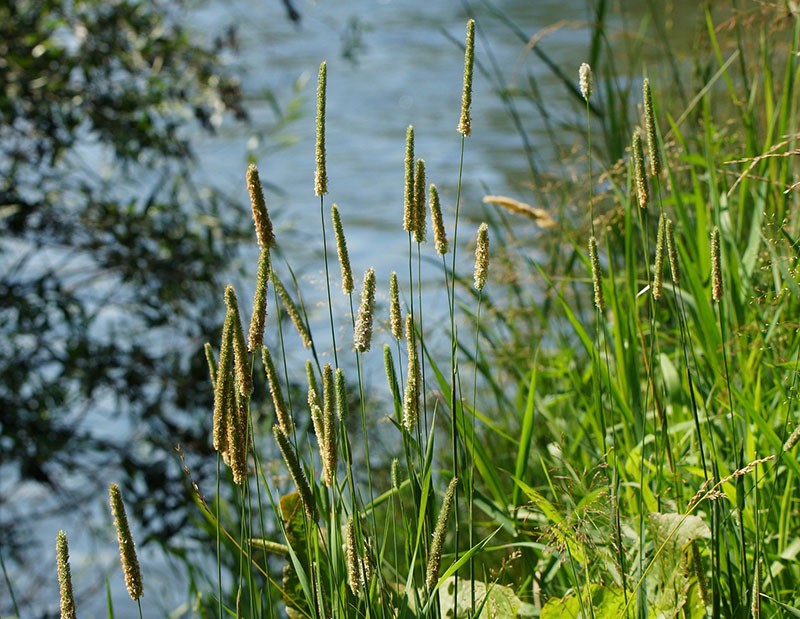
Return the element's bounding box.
[0,0,249,559]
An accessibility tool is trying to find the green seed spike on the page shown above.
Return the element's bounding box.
[204,342,217,390]
[711,226,722,302]
[403,314,420,433]
[332,204,354,294]
[334,367,348,423]
[784,423,800,451]
[643,79,662,178]
[413,158,427,243]
[320,363,337,487]
[429,184,448,255]
[273,425,317,521]
[109,483,143,601]
[425,477,458,591]
[306,359,320,411]
[56,530,77,619]
[227,388,249,485]
[632,128,649,209]
[354,268,376,352]
[272,272,313,348]
[248,247,271,351]
[384,344,401,409]
[262,345,293,434]
[473,223,489,291]
[458,19,475,136]
[212,313,233,455]
[666,218,680,286]
[246,163,275,248]
[589,235,605,310]
[314,61,328,197]
[389,272,403,340]
[403,125,415,233]
[653,213,666,300]
[224,285,253,397]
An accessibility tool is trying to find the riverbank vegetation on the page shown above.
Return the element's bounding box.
[16,2,800,617]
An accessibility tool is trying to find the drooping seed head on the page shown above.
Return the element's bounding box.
[632,128,649,209]
[458,19,475,136]
[784,423,800,452]
[589,235,605,310]
[272,425,317,521]
[579,62,592,101]
[474,223,489,291]
[413,158,427,243]
[653,213,666,300]
[403,125,415,232]
[711,226,722,302]
[272,272,313,348]
[246,163,275,248]
[224,285,253,397]
[332,204,354,294]
[56,530,77,619]
[248,247,271,351]
[109,483,143,601]
[643,79,661,178]
[314,61,328,196]
[429,184,448,255]
[354,268,377,352]
[666,218,680,286]
[262,345,293,434]
[306,359,320,411]
[383,343,401,409]
[425,477,458,591]
[389,272,403,340]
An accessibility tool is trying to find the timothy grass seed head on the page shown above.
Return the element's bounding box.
[315,61,328,196]
[389,271,403,340]
[246,163,275,248]
[109,483,143,601]
[56,530,77,619]
[643,78,661,178]
[632,128,649,209]
[711,226,722,302]
[458,19,475,136]
[403,125,415,233]
[426,477,458,591]
[354,267,376,352]
[429,183,448,255]
[473,223,489,291]
[589,235,605,310]
[579,62,592,101]
[413,158,427,243]
[332,204,354,294]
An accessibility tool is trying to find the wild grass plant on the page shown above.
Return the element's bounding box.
[39,4,800,618]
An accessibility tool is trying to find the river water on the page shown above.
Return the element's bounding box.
[2,0,703,616]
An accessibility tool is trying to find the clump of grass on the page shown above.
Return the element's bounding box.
[40,7,800,618]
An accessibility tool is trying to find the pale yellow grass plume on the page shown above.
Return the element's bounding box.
[482,195,556,228]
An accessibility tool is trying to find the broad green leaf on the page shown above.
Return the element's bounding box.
[541,585,626,619]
